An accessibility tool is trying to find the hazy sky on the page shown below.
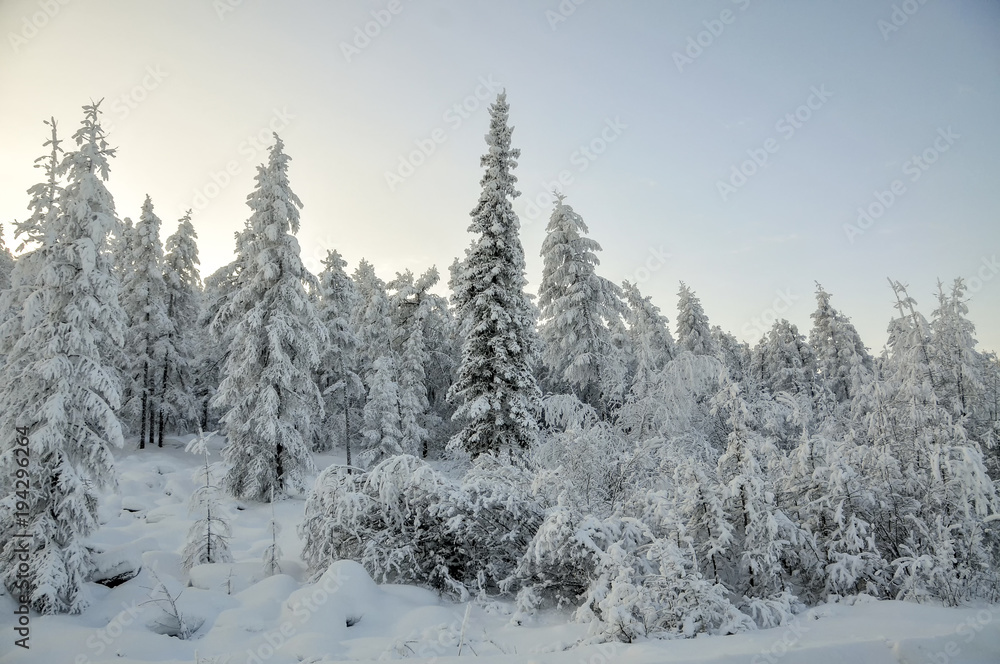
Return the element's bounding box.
[2,0,999,352]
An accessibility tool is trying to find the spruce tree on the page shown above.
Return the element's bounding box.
[159,211,202,439]
[121,196,171,448]
[537,195,628,414]
[808,284,873,406]
[0,103,125,613]
[351,258,391,383]
[316,250,364,462]
[676,282,716,356]
[448,92,541,458]
[361,353,404,466]
[212,134,326,501]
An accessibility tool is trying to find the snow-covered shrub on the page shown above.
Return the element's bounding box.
[513,503,751,641]
[300,454,543,599]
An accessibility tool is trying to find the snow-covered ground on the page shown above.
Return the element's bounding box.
[2,436,998,664]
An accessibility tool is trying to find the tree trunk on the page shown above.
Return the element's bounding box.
[139,360,149,449]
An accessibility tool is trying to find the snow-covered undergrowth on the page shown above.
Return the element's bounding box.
[2,435,998,664]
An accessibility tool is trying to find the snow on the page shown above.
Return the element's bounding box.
[2,436,997,664]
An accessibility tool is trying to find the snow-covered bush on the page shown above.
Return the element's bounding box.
[301,454,543,599]
[512,502,752,641]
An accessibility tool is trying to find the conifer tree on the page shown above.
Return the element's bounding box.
[676,283,716,356]
[182,433,232,570]
[121,195,171,448]
[448,92,541,458]
[361,354,405,465]
[808,284,873,407]
[158,211,202,439]
[212,134,326,501]
[316,250,364,462]
[351,258,391,384]
[0,103,125,613]
[537,195,628,414]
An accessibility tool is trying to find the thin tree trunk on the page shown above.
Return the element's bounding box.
[344,387,352,474]
[139,360,149,449]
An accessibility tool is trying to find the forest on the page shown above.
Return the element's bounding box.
[1,93,998,645]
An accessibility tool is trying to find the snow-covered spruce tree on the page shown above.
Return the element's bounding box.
[262,489,282,577]
[158,211,202,440]
[930,279,990,439]
[0,118,62,368]
[316,250,364,460]
[121,195,172,448]
[197,259,244,431]
[182,433,232,570]
[621,280,675,399]
[749,319,820,448]
[448,92,541,458]
[212,134,326,501]
[752,319,816,399]
[387,271,431,456]
[712,325,752,385]
[712,378,806,626]
[615,281,678,439]
[351,258,392,383]
[808,284,873,414]
[676,282,716,356]
[0,103,125,613]
[360,354,405,466]
[537,195,628,414]
[877,280,1000,604]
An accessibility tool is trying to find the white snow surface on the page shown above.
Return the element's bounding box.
[1,435,998,664]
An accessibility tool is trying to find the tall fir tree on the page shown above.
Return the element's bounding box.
[0,118,62,366]
[676,282,716,356]
[808,284,873,408]
[212,134,327,501]
[537,195,628,414]
[351,258,392,384]
[158,211,202,439]
[121,195,171,448]
[447,92,541,458]
[0,103,125,613]
[316,250,364,462]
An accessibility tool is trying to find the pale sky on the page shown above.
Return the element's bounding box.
[2,0,999,352]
